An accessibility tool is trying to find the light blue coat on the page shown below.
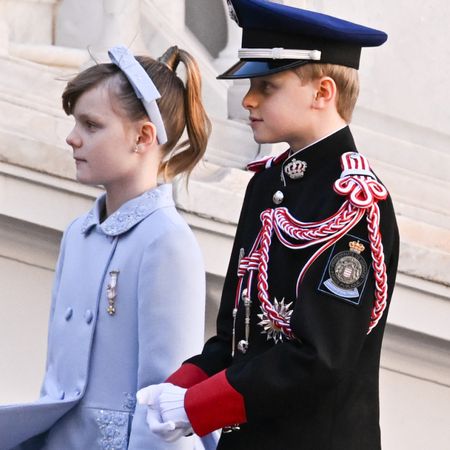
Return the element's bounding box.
[0,184,206,450]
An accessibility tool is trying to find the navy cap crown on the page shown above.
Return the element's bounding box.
[219,0,388,79]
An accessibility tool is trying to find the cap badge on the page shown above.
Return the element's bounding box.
[284,158,307,179]
[226,0,239,25]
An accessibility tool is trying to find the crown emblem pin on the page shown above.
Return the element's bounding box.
[284,158,307,179]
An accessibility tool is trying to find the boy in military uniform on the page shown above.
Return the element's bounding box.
[138,1,399,449]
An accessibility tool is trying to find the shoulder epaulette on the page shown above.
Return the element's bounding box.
[246,149,290,173]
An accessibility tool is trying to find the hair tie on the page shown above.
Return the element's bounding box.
[108,45,168,145]
[158,46,180,72]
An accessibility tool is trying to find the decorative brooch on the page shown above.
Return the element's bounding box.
[106,270,119,315]
[257,298,294,344]
[284,158,307,179]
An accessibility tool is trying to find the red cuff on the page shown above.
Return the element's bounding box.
[185,369,247,436]
[166,363,209,388]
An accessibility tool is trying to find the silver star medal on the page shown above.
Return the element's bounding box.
[257,298,293,343]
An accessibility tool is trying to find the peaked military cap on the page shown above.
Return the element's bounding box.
[218,0,388,79]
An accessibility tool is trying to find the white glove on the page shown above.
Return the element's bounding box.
[137,382,170,406]
[137,383,193,442]
[157,384,191,429]
[146,406,188,442]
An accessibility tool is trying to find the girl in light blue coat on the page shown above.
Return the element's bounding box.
[0,45,213,450]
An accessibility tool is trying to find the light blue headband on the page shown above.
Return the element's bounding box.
[108,45,168,145]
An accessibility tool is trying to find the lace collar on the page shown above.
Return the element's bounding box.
[81,184,174,236]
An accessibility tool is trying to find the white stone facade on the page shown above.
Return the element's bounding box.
[0,1,449,448]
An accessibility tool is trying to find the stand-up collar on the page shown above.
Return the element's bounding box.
[280,126,357,184]
[81,183,174,236]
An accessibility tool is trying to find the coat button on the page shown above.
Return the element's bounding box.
[272,190,284,205]
[64,307,73,321]
[84,309,93,324]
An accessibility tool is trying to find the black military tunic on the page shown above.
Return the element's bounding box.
[171,127,399,450]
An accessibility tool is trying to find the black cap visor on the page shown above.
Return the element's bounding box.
[217,59,311,79]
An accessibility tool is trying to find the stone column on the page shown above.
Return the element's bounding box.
[213,1,249,123]
[92,0,146,59]
[214,0,241,75]
[5,0,59,45]
[0,0,9,54]
[56,0,146,61]
[150,0,185,30]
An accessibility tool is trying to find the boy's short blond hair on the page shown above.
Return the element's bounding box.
[295,64,359,123]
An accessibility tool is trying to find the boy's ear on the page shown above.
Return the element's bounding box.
[313,76,337,108]
[137,121,158,149]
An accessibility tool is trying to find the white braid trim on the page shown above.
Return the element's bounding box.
[340,168,376,179]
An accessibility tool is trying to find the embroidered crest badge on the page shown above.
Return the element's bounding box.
[318,235,370,305]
